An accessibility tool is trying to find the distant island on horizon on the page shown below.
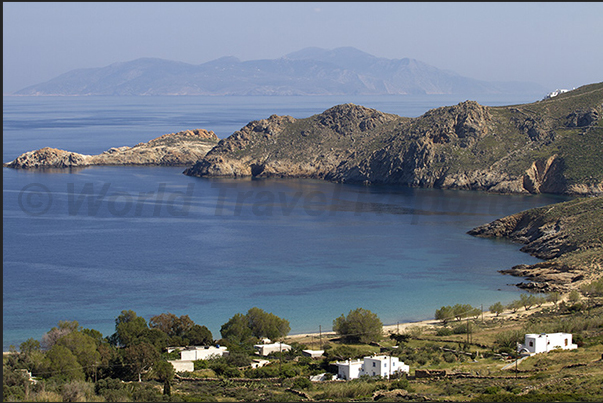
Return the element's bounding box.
[11,47,546,97]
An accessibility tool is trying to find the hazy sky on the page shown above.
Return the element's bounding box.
[3,2,602,94]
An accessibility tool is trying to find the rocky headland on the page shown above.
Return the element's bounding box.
[4,129,219,169]
[184,82,603,197]
[468,196,603,292]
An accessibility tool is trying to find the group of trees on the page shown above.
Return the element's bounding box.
[5,306,384,401]
[434,304,482,325]
[434,292,574,325]
[4,306,293,396]
[333,308,383,344]
[438,280,603,326]
[220,307,291,351]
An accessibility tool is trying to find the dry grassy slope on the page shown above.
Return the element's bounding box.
[185,82,603,196]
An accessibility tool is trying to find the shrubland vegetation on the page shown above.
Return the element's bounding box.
[4,278,603,401]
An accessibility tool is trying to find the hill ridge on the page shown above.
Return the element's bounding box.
[13,47,545,96]
[184,82,603,196]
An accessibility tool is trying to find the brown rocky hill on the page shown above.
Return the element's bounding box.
[468,196,603,292]
[4,129,219,169]
[184,82,603,196]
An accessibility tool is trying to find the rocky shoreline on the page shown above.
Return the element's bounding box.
[3,129,219,169]
[468,196,603,292]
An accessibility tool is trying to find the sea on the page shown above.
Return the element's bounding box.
[2,93,570,351]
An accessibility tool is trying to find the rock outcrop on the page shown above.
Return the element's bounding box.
[4,129,219,169]
[184,104,399,179]
[468,196,603,291]
[184,83,603,196]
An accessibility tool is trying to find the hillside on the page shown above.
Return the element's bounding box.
[12,47,545,96]
[184,82,603,196]
[469,196,603,292]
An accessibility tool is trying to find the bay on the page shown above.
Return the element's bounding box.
[2,94,566,350]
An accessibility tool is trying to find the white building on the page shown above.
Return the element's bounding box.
[302,349,325,358]
[180,345,229,361]
[544,89,570,99]
[253,342,291,356]
[249,359,270,369]
[335,355,410,380]
[335,358,364,380]
[518,333,578,355]
[168,360,194,373]
[167,345,229,372]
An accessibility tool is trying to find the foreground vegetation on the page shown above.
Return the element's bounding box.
[4,279,603,402]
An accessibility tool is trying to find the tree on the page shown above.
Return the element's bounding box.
[19,338,44,375]
[112,310,149,347]
[41,344,85,381]
[580,278,603,299]
[153,361,175,396]
[435,306,454,325]
[519,294,536,310]
[123,342,160,382]
[489,302,505,317]
[568,289,581,304]
[546,291,561,306]
[57,331,101,380]
[221,313,254,346]
[41,320,80,349]
[246,307,290,340]
[533,294,547,308]
[220,307,290,346]
[149,312,213,346]
[332,307,382,344]
[389,333,411,346]
[185,324,213,346]
[19,338,41,354]
[507,299,522,313]
[149,312,195,338]
[452,304,475,321]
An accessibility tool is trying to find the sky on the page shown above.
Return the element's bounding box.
[3,2,603,94]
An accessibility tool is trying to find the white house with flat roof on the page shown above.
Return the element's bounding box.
[180,345,228,361]
[302,349,325,358]
[335,358,364,380]
[335,355,409,380]
[518,333,577,355]
[168,360,194,373]
[253,342,291,356]
[167,345,229,373]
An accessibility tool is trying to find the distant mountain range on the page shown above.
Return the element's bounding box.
[13,47,546,96]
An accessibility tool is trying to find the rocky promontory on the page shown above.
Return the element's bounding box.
[4,129,219,169]
[468,196,603,292]
[184,82,603,196]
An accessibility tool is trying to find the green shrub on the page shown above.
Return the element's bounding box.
[291,376,312,390]
[437,327,453,336]
[443,352,457,363]
[389,376,409,390]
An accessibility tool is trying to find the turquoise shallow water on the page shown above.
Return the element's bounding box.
[2,94,566,350]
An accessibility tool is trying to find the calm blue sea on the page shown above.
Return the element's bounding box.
[3,94,568,351]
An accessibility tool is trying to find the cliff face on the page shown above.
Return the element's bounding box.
[5,129,219,169]
[184,83,603,196]
[468,196,603,291]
